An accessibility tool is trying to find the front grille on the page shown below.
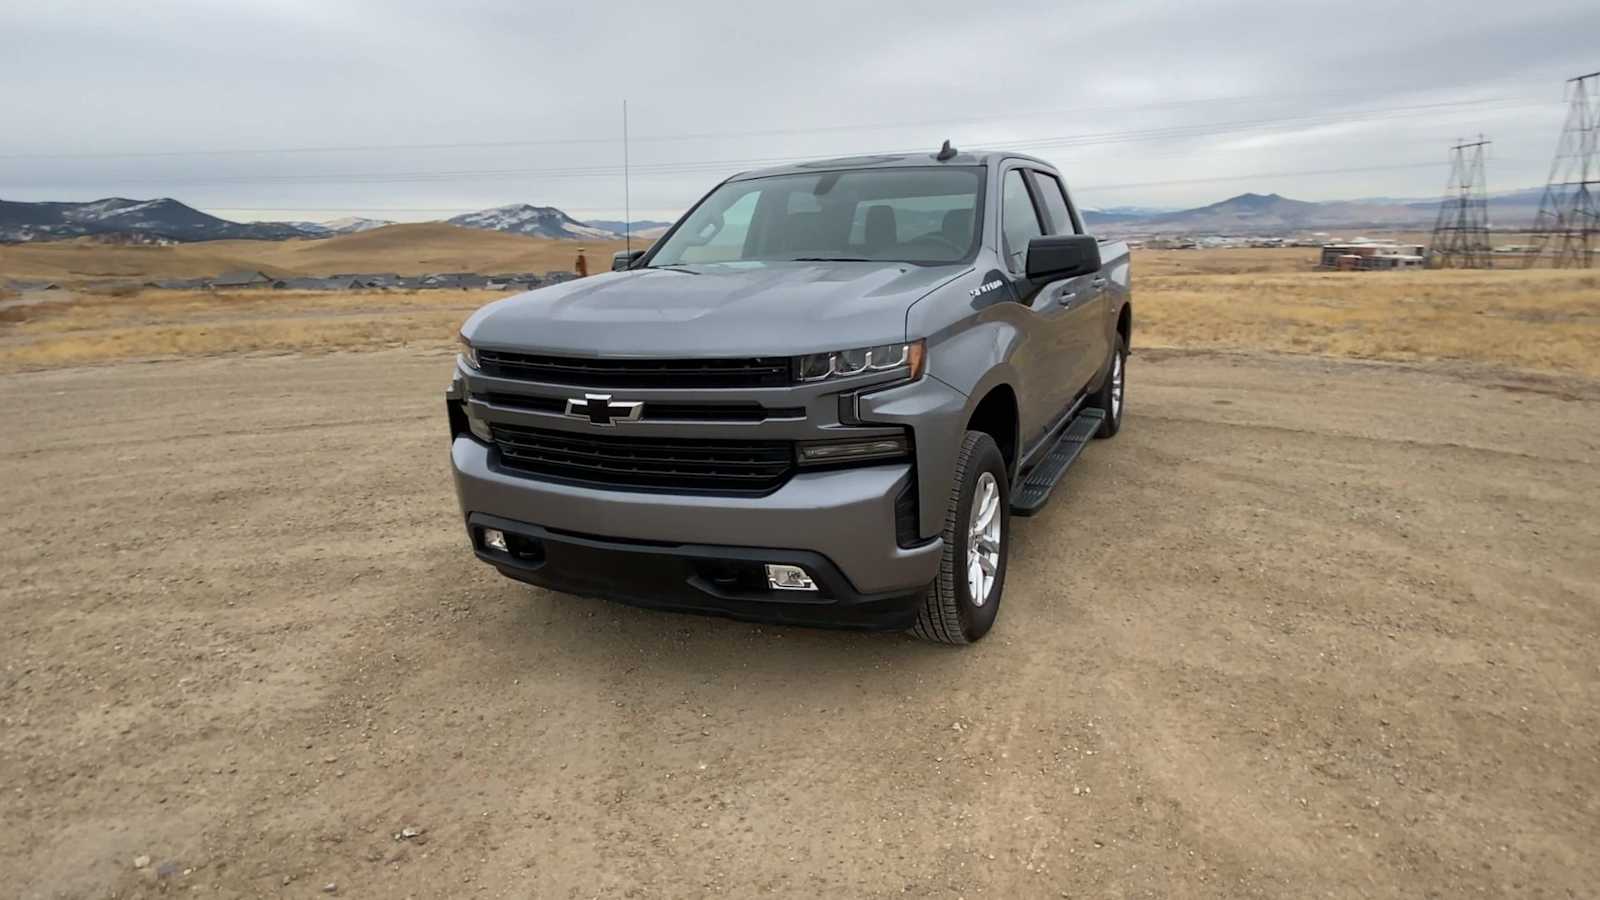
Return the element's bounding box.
[477,350,792,388]
[481,392,804,423]
[491,424,794,493]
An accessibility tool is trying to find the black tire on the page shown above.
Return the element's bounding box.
[1089,334,1127,439]
[911,431,1009,645]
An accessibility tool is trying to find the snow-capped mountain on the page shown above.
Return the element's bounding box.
[446,204,617,240]
[0,197,315,243]
[322,216,394,234]
[280,216,396,238]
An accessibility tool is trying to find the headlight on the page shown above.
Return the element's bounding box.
[796,340,924,383]
[456,333,480,369]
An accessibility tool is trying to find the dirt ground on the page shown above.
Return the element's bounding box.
[3,349,1597,899]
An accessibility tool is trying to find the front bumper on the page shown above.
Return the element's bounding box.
[451,436,943,627]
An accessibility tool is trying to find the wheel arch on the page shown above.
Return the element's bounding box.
[965,383,1019,479]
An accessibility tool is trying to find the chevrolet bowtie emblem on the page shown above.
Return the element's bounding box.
[565,393,643,426]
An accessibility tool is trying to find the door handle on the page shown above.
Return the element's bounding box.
[1090,276,1109,289]
[1056,290,1077,306]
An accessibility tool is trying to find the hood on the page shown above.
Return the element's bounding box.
[462,260,967,357]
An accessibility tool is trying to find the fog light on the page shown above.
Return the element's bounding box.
[483,528,508,552]
[466,407,494,443]
[797,435,909,465]
[765,564,816,591]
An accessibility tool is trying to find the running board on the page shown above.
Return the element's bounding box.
[1009,409,1104,516]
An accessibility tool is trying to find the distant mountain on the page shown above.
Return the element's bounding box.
[1096,188,1547,235]
[1143,192,1320,231]
[583,219,674,237]
[0,197,316,243]
[448,204,617,240]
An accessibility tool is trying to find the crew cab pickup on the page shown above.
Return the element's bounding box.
[447,145,1131,643]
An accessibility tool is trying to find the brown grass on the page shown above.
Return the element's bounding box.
[0,289,489,370]
[4,247,1598,379]
[1137,267,1600,377]
[0,223,637,281]
[1133,246,1320,277]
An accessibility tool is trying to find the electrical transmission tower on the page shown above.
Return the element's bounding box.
[1526,72,1600,268]
[1429,137,1493,268]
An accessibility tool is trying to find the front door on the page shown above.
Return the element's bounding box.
[998,166,1095,451]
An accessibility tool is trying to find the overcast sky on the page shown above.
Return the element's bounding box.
[2,0,1595,223]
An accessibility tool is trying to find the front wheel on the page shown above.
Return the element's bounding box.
[911,431,1009,645]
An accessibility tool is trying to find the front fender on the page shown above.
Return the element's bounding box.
[860,317,1025,539]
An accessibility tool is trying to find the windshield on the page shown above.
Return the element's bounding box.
[648,167,983,267]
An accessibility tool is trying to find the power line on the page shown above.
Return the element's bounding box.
[7,97,1546,191]
[1075,160,1449,193]
[186,161,1470,215]
[0,88,1553,162]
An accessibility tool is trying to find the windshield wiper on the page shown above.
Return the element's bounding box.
[789,256,872,262]
[645,263,700,274]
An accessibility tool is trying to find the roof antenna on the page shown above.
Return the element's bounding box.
[936,139,957,162]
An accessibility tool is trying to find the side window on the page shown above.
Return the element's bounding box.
[1000,169,1044,272]
[1034,172,1080,235]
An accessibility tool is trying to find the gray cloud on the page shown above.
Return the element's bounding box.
[2,0,1594,221]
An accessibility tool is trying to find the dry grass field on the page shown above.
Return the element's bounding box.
[4,241,1597,379]
[0,288,492,370]
[1139,266,1600,377]
[0,223,635,281]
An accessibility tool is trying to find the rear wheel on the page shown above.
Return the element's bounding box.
[911,431,1009,645]
[1090,334,1127,438]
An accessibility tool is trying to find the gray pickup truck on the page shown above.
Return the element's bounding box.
[447,144,1131,644]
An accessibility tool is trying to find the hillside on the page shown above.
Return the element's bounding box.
[0,223,637,282]
[0,197,312,243]
[446,204,615,240]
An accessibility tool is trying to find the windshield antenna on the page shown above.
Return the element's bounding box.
[936,139,957,162]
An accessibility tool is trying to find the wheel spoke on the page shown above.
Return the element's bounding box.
[964,470,1004,607]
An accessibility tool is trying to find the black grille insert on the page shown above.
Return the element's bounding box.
[477,351,792,388]
[480,392,803,423]
[491,424,794,493]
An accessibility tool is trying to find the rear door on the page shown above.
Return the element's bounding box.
[1029,168,1110,398]
[997,165,1081,449]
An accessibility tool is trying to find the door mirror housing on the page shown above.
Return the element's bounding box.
[1025,235,1101,281]
[612,249,646,271]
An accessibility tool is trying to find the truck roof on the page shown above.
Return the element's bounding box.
[729,149,1056,182]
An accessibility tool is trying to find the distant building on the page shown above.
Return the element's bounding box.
[210,270,275,289]
[1318,242,1425,271]
[420,272,478,289]
[145,277,208,291]
[273,276,363,291]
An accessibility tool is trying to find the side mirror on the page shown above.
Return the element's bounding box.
[612,249,646,271]
[1025,235,1101,281]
